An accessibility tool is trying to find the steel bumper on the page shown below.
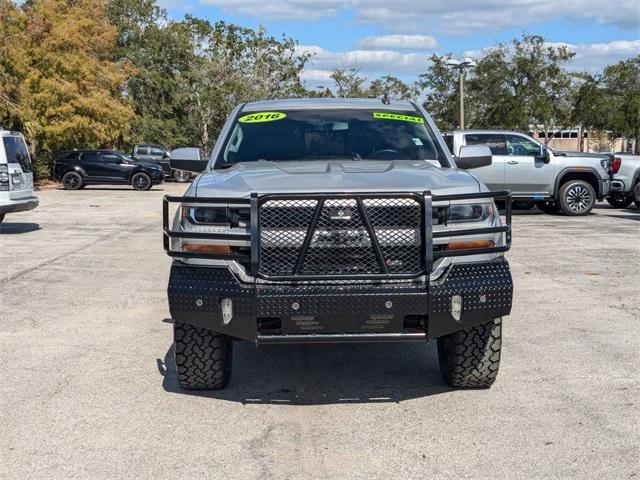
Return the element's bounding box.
[0,196,39,214]
[168,258,513,343]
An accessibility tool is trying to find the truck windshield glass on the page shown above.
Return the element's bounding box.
[218,109,449,167]
[2,136,32,173]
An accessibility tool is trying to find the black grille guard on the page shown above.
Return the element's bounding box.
[163,191,512,280]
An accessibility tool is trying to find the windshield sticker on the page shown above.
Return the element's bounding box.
[412,137,423,146]
[373,112,424,123]
[239,112,287,123]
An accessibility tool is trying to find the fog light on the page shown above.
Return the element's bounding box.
[451,295,463,321]
[221,298,233,325]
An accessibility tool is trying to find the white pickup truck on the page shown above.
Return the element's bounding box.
[444,130,613,215]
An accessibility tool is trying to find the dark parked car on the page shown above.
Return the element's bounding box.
[132,144,191,182]
[54,150,164,191]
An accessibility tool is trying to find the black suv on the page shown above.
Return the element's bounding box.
[54,150,164,191]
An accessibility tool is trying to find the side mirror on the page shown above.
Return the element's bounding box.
[162,151,171,159]
[169,147,207,173]
[540,145,551,164]
[455,145,492,169]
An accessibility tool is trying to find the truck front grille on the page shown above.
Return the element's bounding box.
[259,197,423,276]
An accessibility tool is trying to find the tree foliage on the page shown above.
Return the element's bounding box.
[468,35,575,135]
[573,56,640,153]
[1,0,134,155]
[418,54,461,131]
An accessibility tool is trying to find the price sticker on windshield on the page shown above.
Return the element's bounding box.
[373,112,424,123]
[239,112,287,123]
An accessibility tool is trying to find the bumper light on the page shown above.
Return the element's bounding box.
[182,244,231,254]
[446,240,495,251]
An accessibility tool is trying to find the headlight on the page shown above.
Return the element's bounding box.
[182,206,250,227]
[185,206,228,225]
[447,203,495,223]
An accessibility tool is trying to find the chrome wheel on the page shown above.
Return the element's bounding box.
[173,169,191,183]
[131,172,151,191]
[565,185,592,213]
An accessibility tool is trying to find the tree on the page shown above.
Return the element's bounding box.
[182,20,310,149]
[366,75,418,101]
[417,54,461,131]
[331,67,367,98]
[0,0,28,132]
[1,0,134,156]
[468,35,575,136]
[572,56,640,153]
[602,56,640,153]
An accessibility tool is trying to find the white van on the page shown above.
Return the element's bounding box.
[0,129,39,223]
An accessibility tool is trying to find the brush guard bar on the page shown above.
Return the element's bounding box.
[163,191,512,280]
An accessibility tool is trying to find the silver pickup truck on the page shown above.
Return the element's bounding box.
[444,130,612,215]
[163,98,514,391]
[608,154,640,210]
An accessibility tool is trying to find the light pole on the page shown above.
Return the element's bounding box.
[446,57,477,130]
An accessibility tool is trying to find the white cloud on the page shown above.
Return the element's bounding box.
[199,0,349,20]
[200,0,640,33]
[353,0,640,33]
[463,39,640,72]
[298,44,428,76]
[356,34,437,50]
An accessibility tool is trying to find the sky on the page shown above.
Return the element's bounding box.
[163,0,640,88]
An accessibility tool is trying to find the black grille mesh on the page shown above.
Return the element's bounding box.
[259,197,423,276]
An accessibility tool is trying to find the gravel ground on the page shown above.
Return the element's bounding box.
[1,183,638,479]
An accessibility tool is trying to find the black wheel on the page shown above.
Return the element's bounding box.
[558,180,596,215]
[606,193,633,209]
[633,182,640,210]
[173,169,191,183]
[536,200,560,214]
[174,321,233,390]
[62,171,83,190]
[131,172,152,191]
[437,318,502,388]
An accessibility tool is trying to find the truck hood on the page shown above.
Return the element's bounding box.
[193,160,482,198]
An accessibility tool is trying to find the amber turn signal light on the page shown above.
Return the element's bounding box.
[182,244,231,254]
[446,240,495,251]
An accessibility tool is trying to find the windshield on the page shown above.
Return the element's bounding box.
[2,136,32,173]
[216,108,450,168]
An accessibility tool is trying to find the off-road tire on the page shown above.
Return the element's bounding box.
[131,172,152,191]
[606,193,633,209]
[536,201,560,214]
[174,321,233,390]
[173,169,191,183]
[437,318,502,388]
[62,171,83,190]
[558,180,596,216]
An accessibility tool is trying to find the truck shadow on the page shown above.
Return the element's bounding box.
[0,222,41,234]
[157,340,453,405]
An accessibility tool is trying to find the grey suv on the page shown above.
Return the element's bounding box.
[163,98,514,391]
[445,130,612,215]
[132,144,191,182]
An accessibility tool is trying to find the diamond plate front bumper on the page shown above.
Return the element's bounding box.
[168,258,513,343]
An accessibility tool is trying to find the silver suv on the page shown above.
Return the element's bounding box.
[445,130,612,215]
[163,99,514,391]
[0,129,38,224]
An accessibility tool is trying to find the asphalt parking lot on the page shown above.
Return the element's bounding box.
[1,183,638,479]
